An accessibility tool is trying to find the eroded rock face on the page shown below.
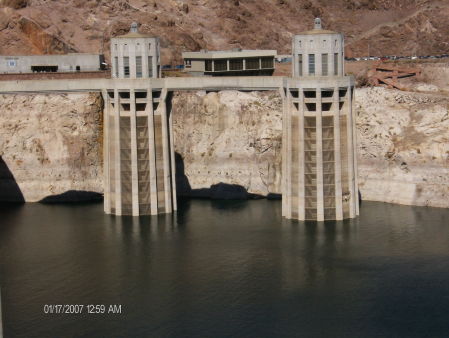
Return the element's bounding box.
[172,91,283,197]
[0,93,103,202]
[1,87,447,209]
[173,88,449,208]
[355,87,449,208]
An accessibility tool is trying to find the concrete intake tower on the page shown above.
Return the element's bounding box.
[283,18,359,221]
[0,19,359,222]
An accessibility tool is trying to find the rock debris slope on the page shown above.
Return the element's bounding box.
[1,0,448,62]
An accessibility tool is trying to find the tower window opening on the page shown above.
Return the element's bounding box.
[123,57,130,78]
[334,53,338,75]
[305,103,316,112]
[298,54,303,76]
[148,56,153,77]
[322,103,332,111]
[308,54,315,75]
[114,57,118,77]
[322,53,328,76]
[322,90,333,98]
[136,56,142,78]
[304,90,316,98]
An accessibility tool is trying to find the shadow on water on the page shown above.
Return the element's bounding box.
[175,152,263,202]
[39,190,103,204]
[0,156,25,203]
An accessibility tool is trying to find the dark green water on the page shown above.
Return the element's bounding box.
[0,200,448,338]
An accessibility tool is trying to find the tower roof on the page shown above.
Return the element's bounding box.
[299,18,338,35]
[114,23,154,39]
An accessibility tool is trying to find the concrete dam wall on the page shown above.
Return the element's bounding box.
[0,88,448,208]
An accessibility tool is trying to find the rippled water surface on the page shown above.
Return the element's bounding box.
[0,200,449,337]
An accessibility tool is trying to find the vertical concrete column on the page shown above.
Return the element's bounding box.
[227,60,230,72]
[118,43,124,78]
[243,59,246,71]
[292,39,296,77]
[346,85,356,218]
[317,53,322,76]
[285,85,293,218]
[327,48,335,76]
[114,88,122,215]
[160,89,173,213]
[102,89,111,214]
[259,58,262,70]
[147,88,158,215]
[316,88,324,221]
[130,89,139,216]
[279,87,287,217]
[142,44,148,78]
[297,86,306,220]
[168,92,178,211]
[333,86,343,220]
[350,86,359,216]
[130,43,136,78]
[212,60,215,72]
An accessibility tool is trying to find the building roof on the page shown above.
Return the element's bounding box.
[182,50,277,59]
[299,28,339,35]
[113,22,155,39]
[298,18,338,35]
[114,31,155,39]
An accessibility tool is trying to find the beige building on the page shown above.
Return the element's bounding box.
[182,49,277,76]
[104,23,175,216]
[283,18,359,221]
[0,54,104,73]
[111,23,161,79]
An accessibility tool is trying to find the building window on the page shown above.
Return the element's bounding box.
[148,43,151,50]
[214,59,227,72]
[124,57,130,78]
[148,56,153,77]
[114,57,119,77]
[114,44,117,51]
[229,59,243,71]
[308,54,315,75]
[322,54,328,76]
[185,59,192,68]
[335,39,338,47]
[322,40,326,47]
[123,44,128,54]
[136,56,142,78]
[205,60,212,72]
[7,59,16,67]
[299,40,302,48]
[245,58,259,70]
[334,53,338,75]
[298,54,303,76]
[261,57,274,69]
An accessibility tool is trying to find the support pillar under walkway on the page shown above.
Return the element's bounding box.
[103,86,176,216]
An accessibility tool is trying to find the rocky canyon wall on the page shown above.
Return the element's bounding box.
[0,93,103,202]
[1,86,447,208]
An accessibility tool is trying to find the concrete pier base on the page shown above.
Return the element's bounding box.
[282,78,359,221]
[103,84,176,216]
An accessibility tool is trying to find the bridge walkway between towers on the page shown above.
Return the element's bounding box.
[0,76,285,94]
